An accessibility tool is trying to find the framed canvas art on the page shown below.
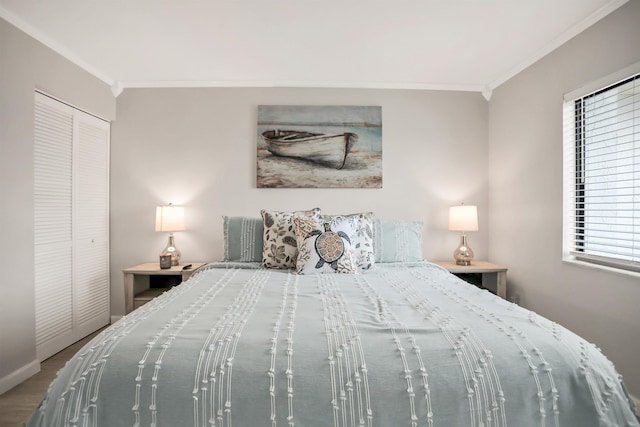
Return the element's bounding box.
[257,105,382,188]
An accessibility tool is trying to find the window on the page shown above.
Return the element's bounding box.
[563,65,640,273]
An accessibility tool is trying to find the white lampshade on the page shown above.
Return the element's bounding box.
[155,204,185,232]
[448,204,478,232]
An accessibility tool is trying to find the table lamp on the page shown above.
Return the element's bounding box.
[155,204,185,266]
[448,204,478,266]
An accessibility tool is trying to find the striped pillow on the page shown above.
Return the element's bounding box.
[373,220,423,262]
[223,216,264,262]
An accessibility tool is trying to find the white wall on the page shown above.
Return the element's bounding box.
[488,1,640,398]
[110,87,490,316]
[0,18,116,393]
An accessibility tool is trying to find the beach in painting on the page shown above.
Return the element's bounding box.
[257,146,382,188]
[257,106,382,188]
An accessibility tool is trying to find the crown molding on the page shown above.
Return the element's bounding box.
[113,79,487,96]
[487,0,629,91]
[111,81,123,98]
[0,5,115,87]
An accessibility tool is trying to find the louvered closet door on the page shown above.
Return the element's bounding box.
[73,111,110,339]
[34,92,110,361]
[34,94,75,360]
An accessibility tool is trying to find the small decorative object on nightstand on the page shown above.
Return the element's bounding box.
[448,204,478,266]
[123,261,206,313]
[159,254,172,269]
[433,260,508,299]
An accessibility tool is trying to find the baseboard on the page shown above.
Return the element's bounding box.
[110,315,123,324]
[0,359,40,395]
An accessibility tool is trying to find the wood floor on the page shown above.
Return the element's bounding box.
[0,329,103,427]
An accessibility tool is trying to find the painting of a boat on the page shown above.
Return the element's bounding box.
[261,129,358,170]
[257,105,382,188]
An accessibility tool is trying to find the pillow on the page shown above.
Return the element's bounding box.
[373,220,424,262]
[261,208,321,269]
[293,215,358,274]
[223,216,263,262]
[323,212,374,269]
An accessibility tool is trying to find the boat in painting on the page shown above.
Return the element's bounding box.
[261,129,358,169]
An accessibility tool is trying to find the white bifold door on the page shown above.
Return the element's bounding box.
[33,92,110,361]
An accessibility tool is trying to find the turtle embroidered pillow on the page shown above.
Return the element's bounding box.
[261,208,321,269]
[293,215,359,274]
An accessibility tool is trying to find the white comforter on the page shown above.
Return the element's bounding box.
[27,262,639,426]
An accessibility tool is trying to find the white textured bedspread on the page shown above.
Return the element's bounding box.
[27,262,638,427]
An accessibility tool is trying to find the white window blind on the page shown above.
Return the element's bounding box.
[563,71,640,273]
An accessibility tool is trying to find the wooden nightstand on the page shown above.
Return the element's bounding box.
[123,262,207,314]
[432,260,508,299]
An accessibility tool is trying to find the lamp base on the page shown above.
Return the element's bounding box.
[453,234,474,266]
[160,233,181,266]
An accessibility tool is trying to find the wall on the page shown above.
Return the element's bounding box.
[0,18,116,393]
[110,88,490,316]
[488,0,640,399]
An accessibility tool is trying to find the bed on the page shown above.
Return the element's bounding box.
[27,214,639,427]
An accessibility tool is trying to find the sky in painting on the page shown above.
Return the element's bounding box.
[258,105,381,127]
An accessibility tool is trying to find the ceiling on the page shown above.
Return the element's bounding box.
[0,0,628,98]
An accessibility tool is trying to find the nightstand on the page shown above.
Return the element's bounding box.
[123,262,207,314]
[432,260,507,299]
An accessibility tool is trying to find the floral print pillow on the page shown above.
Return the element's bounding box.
[341,212,375,269]
[261,208,321,269]
[293,215,358,274]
